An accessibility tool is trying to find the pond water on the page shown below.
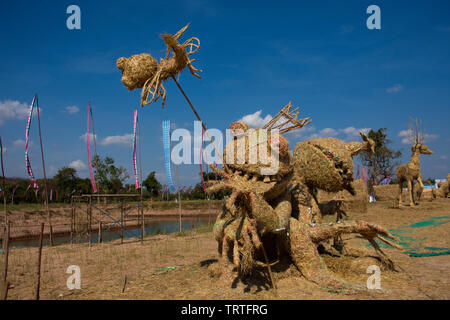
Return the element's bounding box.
[9,216,214,248]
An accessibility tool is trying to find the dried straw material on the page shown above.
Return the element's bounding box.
[293,139,353,194]
[436,173,450,198]
[116,24,202,107]
[116,54,158,90]
[373,184,399,201]
[318,179,369,213]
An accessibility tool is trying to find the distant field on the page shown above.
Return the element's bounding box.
[6,199,223,212]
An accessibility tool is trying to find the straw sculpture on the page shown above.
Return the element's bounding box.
[292,132,374,224]
[116,24,202,107]
[396,119,433,207]
[436,173,450,198]
[206,104,400,291]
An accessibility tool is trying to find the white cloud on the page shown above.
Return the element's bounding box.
[13,139,26,147]
[423,133,439,143]
[99,134,133,146]
[0,100,29,126]
[238,110,273,128]
[64,106,79,114]
[69,160,87,171]
[308,128,337,139]
[340,127,371,140]
[79,133,97,144]
[48,165,58,176]
[386,84,404,93]
[286,126,371,142]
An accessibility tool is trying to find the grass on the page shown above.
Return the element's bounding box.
[6,199,223,212]
[2,230,217,300]
[174,224,214,237]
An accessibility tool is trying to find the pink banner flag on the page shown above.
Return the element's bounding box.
[132,109,140,189]
[25,95,39,189]
[87,104,98,193]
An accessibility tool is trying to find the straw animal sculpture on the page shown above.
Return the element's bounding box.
[396,119,433,207]
[436,173,450,198]
[116,24,202,107]
[206,104,401,292]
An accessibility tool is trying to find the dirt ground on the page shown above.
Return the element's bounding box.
[1,198,449,300]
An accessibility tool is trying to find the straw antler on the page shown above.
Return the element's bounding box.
[408,118,425,145]
[263,101,311,134]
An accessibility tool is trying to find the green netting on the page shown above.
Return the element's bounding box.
[365,215,450,258]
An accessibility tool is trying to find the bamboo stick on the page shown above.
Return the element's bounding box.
[35,223,44,300]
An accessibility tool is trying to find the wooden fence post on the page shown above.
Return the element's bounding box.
[1,221,10,300]
[35,223,44,300]
[88,196,92,248]
[70,197,74,247]
[98,221,102,244]
[120,200,124,244]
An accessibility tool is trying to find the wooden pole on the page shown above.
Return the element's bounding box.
[70,196,74,247]
[138,117,144,244]
[171,76,222,160]
[120,200,124,244]
[88,196,92,248]
[98,221,102,244]
[1,221,10,300]
[0,137,7,231]
[35,222,44,300]
[35,95,53,247]
[176,165,182,233]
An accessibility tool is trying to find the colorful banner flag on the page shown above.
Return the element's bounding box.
[87,104,98,193]
[25,95,39,189]
[132,110,140,189]
[163,120,176,193]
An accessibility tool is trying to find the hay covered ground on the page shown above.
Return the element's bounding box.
[2,198,449,300]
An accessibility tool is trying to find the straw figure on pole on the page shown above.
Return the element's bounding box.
[206,104,401,292]
[116,24,201,108]
[396,119,433,207]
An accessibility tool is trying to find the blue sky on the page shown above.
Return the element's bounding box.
[0,0,449,187]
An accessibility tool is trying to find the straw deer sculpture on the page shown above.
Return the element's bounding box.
[396,120,433,207]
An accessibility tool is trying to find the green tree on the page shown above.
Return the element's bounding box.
[142,171,162,197]
[359,128,402,192]
[93,156,129,194]
[191,171,230,200]
[53,167,78,202]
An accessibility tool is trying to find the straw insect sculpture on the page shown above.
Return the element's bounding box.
[116,24,201,108]
[206,104,401,292]
[292,132,375,224]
